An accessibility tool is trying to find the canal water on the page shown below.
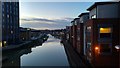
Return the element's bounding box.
[2,34,70,67]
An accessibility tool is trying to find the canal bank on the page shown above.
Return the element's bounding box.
[2,34,49,62]
[62,40,92,68]
[2,34,48,52]
[2,35,70,68]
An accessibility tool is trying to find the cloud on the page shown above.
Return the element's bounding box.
[21,18,56,25]
[20,17,74,30]
[21,18,55,22]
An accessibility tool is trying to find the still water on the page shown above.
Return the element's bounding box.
[2,35,69,67]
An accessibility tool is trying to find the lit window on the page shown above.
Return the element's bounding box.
[3,41,7,46]
[100,28,111,33]
[87,26,91,30]
[0,41,2,47]
[99,27,112,38]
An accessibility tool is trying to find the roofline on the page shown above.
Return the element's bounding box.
[74,18,80,21]
[71,20,74,23]
[87,2,119,11]
[78,12,89,17]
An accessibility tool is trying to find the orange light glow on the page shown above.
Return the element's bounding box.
[95,46,99,50]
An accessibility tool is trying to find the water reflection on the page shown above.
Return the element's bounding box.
[2,35,69,67]
[21,35,69,66]
[2,48,32,68]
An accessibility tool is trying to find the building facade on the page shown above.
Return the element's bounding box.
[85,2,120,67]
[0,1,19,47]
[69,24,73,45]
[71,19,77,49]
[87,2,120,19]
[85,19,120,67]
[65,26,71,42]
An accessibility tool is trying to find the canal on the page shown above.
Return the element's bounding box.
[2,34,70,67]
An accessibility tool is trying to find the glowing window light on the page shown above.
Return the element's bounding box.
[3,41,7,46]
[100,28,111,33]
[0,42,2,47]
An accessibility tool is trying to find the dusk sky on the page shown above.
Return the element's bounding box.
[19,0,113,30]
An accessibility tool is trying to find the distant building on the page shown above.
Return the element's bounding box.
[0,1,19,47]
[70,22,73,45]
[85,2,120,67]
[20,27,31,42]
[65,26,71,42]
[71,19,77,49]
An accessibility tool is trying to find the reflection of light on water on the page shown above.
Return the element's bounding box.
[11,61,14,64]
[21,35,69,66]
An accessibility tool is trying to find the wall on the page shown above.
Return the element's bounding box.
[89,8,96,19]
[80,14,89,23]
[89,3,119,19]
[97,4,119,18]
[79,14,89,55]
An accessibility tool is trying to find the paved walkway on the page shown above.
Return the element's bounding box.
[63,41,85,68]
[63,41,92,68]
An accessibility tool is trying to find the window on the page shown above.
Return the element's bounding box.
[2,19,4,22]
[2,7,4,12]
[11,31,13,34]
[3,14,4,17]
[3,25,4,28]
[3,41,7,47]
[7,14,9,18]
[6,5,9,13]
[2,3,4,6]
[81,21,83,23]
[100,43,111,53]
[87,26,91,32]
[71,22,74,26]
[0,41,2,47]
[99,27,112,38]
[100,28,111,33]
[87,43,91,50]
[86,26,92,50]
[10,5,12,13]
[75,21,77,25]
[87,26,91,30]
[91,14,96,19]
